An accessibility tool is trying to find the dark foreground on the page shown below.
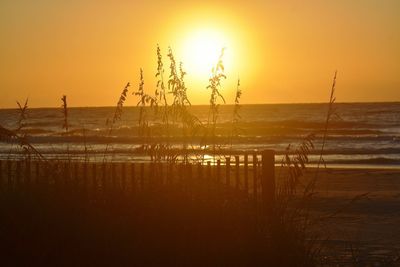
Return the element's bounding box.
[0,185,312,266]
[1,167,400,266]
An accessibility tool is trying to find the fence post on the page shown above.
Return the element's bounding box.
[235,155,240,190]
[55,163,61,189]
[158,162,163,186]
[102,163,107,193]
[111,163,116,190]
[167,163,173,185]
[197,162,203,194]
[0,161,3,190]
[130,163,136,193]
[186,163,192,194]
[121,163,126,191]
[261,150,275,213]
[25,159,31,186]
[140,163,144,190]
[215,159,221,194]
[44,162,50,187]
[253,154,258,202]
[92,163,97,193]
[83,162,88,191]
[35,161,40,185]
[244,154,249,195]
[16,161,21,188]
[207,161,212,190]
[7,160,12,189]
[149,162,155,189]
[178,163,183,186]
[74,162,79,188]
[63,162,69,187]
[197,162,203,180]
[226,157,231,187]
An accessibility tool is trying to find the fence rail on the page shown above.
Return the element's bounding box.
[0,150,275,206]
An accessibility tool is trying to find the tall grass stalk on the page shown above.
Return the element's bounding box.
[273,72,339,265]
[134,69,158,154]
[167,48,197,162]
[16,98,29,133]
[207,48,226,160]
[156,45,168,111]
[61,95,71,161]
[61,95,69,133]
[103,82,130,162]
[0,124,45,161]
[229,79,242,150]
[315,71,338,177]
[156,45,170,143]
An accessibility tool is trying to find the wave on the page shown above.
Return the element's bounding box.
[18,128,55,135]
[2,140,400,157]
[327,157,400,165]
[9,125,396,141]
[12,133,398,146]
[1,148,399,167]
[26,121,60,127]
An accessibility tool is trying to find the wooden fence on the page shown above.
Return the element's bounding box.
[0,150,275,206]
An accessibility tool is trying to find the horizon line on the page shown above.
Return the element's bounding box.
[1,100,400,110]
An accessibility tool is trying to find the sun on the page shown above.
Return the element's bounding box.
[181,29,233,79]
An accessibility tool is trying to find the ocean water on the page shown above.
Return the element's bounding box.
[0,103,400,167]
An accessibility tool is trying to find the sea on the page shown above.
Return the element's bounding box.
[1,102,400,168]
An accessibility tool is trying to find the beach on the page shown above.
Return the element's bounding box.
[301,167,400,264]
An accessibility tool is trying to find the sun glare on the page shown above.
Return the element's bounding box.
[181,29,233,79]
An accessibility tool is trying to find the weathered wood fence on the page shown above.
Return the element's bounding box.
[0,150,275,205]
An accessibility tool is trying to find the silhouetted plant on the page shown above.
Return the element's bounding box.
[206,48,226,159]
[134,69,157,153]
[315,71,339,175]
[156,45,170,130]
[273,72,340,265]
[103,82,131,161]
[15,98,29,132]
[14,98,37,159]
[166,48,201,162]
[156,45,167,106]
[112,83,130,124]
[229,79,242,150]
[0,124,45,160]
[149,45,175,162]
[167,47,191,110]
[280,133,315,195]
[61,95,69,133]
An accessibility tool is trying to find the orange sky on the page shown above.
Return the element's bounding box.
[0,0,399,108]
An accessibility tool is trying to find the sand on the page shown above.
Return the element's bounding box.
[301,168,400,264]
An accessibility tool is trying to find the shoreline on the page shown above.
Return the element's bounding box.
[301,168,400,263]
[1,152,399,170]
[306,164,400,170]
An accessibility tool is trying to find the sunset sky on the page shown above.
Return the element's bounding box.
[0,0,399,108]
